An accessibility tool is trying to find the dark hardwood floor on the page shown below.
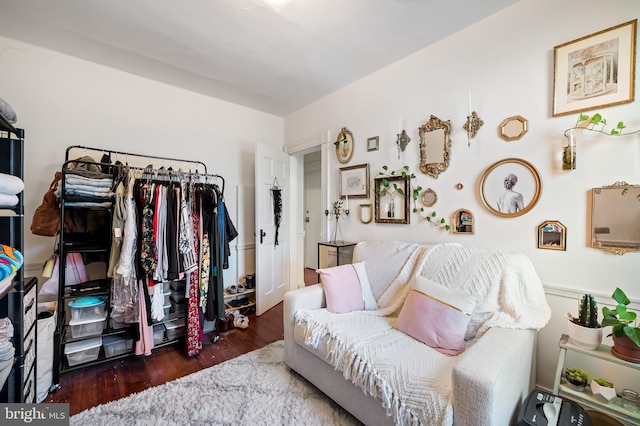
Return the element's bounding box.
[47,269,319,415]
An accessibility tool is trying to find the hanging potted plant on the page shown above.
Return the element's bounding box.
[564,367,589,391]
[602,287,640,363]
[590,378,617,403]
[566,293,602,349]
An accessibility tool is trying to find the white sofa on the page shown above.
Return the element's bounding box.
[284,241,551,426]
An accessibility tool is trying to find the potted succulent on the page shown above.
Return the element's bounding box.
[566,293,602,350]
[602,287,640,363]
[590,378,617,403]
[564,366,589,391]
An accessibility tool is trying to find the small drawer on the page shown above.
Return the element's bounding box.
[68,313,107,339]
[65,337,102,366]
[23,285,37,339]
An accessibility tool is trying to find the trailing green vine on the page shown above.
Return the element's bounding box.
[374,165,450,230]
[565,112,640,137]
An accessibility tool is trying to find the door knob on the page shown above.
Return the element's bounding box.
[260,229,266,244]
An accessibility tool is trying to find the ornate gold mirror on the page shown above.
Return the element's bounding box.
[419,115,452,178]
[499,116,528,141]
[420,188,437,207]
[452,209,474,234]
[591,181,640,254]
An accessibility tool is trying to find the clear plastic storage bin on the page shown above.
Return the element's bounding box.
[153,324,165,344]
[68,312,107,338]
[64,337,102,366]
[165,318,186,340]
[102,335,133,358]
[68,296,106,321]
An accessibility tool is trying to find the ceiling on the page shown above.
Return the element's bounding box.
[0,0,519,116]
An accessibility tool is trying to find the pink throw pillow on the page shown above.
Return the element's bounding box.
[395,277,476,355]
[317,262,375,313]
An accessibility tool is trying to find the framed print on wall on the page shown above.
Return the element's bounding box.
[552,19,637,116]
[538,220,566,251]
[367,136,379,152]
[340,163,369,198]
[479,158,541,218]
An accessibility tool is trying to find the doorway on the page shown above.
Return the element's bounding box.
[304,150,322,270]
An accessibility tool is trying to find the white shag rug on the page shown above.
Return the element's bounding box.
[71,340,361,426]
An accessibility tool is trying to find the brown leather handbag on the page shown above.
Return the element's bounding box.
[30,172,72,236]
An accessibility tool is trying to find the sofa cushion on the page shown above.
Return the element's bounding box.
[395,276,477,355]
[353,240,421,301]
[317,262,377,313]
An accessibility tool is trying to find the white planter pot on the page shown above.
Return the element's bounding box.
[567,320,602,350]
[591,380,617,403]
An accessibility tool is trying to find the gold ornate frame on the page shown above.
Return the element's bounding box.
[418,115,452,178]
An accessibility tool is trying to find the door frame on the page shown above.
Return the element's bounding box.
[287,131,331,290]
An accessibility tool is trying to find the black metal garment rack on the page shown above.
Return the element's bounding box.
[51,145,226,389]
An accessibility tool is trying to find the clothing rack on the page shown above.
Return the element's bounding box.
[61,158,226,196]
[66,145,207,173]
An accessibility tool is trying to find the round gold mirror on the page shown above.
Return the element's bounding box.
[420,188,437,207]
[499,116,528,142]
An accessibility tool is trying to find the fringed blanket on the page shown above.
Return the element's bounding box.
[295,243,551,426]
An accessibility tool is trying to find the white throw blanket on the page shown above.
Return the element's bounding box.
[295,243,551,426]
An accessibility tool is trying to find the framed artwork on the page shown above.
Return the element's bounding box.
[335,127,354,163]
[538,220,566,251]
[480,158,541,218]
[552,19,637,116]
[374,176,410,224]
[339,163,369,198]
[367,136,379,152]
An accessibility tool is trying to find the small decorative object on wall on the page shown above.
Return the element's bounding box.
[358,204,372,224]
[538,220,566,250]
[455,183,464,190]
[480,158,541,218]
[339,163,369,199]
[420,188,437,207]
[419,115,452,179]
[374,175,410,224]
[367,136,379,152]
[396,130,411,159]
[452,209,474,235]
[562,112,640,171]
[271,178,283,245]
[552,19,637,117]
[499,115,528,142]
[334,127,354,163]
[463,111,484,147]
[591,181,640,255]
[324,199,349,243]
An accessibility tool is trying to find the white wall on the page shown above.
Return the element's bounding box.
[284,0,640,390]
[0,36,283,286]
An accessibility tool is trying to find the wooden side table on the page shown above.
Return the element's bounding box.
[317,241,356,278]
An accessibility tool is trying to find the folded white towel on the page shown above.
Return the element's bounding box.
[0,193,18,207]
[0,173,24,195]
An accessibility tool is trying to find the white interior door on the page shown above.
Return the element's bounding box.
[255,142,289,315]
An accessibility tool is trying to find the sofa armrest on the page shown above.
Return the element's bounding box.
[283,284,326,366]
[453,327,535,426]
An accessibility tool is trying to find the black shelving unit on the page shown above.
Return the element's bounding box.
[0,117,38,403]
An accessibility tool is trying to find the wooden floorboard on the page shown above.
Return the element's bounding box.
[46,269,323,415]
